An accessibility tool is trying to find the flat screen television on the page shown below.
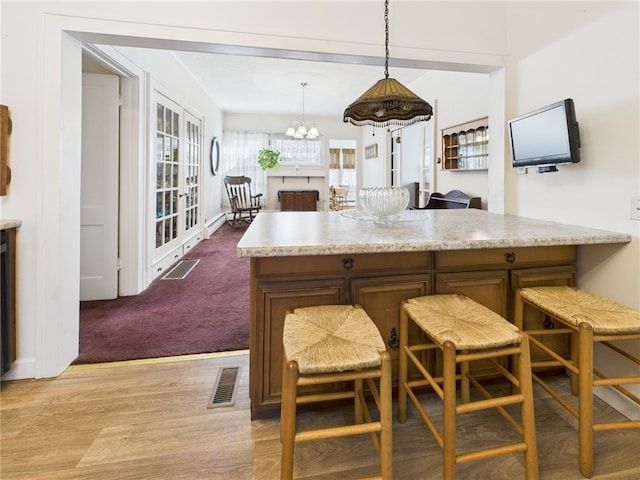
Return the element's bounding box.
[508,98,580,173]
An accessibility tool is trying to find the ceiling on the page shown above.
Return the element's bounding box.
[172,50,432,118]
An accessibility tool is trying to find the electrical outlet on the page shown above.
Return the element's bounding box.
[517,167,528,175]
[631,196,640,221]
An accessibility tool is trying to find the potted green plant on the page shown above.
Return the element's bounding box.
[257,148,281,171]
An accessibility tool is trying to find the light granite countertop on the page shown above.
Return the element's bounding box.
[236,209,631,257]
[0,219,22,230]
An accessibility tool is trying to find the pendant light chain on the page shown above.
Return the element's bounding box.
[384,0,389,79]
[301,82,306,124]
[342,0,433,127]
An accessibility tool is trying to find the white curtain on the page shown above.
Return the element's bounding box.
[221,131,270,206]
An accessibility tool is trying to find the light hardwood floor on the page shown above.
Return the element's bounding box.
[1,352,639,479]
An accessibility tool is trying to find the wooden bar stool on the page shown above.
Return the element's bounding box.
[398,294,538,480]
[280,304,393,480]
[515,286,640,478]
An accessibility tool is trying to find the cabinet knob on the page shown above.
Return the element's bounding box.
[341,258,355,270]
[388,327,399,349]
[504,252,516,263]
[543,315,555,330]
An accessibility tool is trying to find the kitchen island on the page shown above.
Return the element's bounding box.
[237,209,630,419]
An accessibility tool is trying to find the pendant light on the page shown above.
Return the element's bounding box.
[343,0,433,128]
[285,82,320,139]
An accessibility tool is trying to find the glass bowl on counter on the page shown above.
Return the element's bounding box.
[359,186,410,225]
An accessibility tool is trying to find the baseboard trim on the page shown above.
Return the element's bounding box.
[206,213,226,238]
[67,349,249,371]
[1,357,36,380]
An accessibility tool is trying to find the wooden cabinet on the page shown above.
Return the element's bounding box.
[510,265,576,366]
[435,270,509,375]
[351,274,431,378]
[434,247,576,317]
[1,227,16,375]
[250,252,431,418]
[433,247,575,377]
[435,270,508,317]
[278,190,319,211]
[255,279,347,411]
[442,116,489,171]
[249,245,577,419]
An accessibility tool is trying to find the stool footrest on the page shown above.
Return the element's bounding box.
[593,420,640,432]
[295,422,382,442]
[297,369,382,386]
[297,391,355,405]
[532,373,579,419]
[457,442,528,465]
[456,393,526,415]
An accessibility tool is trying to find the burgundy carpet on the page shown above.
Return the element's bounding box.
[74,223,249,364]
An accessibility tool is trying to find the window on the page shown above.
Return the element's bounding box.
[221,131,270,204]
[269,134,322,165]
[329,142,357,205]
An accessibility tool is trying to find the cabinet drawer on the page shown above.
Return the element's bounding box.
[256,251,431,277]
[182,233,202,255]
[151,247,183,280]
[435,246,576,271]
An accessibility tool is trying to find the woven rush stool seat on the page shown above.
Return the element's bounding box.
[280,304,393,480]
[398,294,538,480]
[515,286,640,478]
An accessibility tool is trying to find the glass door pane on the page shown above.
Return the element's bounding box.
[183,113,201,234]
[155,99,180,250]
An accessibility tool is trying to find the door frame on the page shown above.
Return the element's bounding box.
[83,45,147,297]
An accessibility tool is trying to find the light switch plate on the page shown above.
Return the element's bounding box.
[631,196,640,221]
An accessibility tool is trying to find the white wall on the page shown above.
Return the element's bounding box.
[0,2,637,421]
[419,71,490,206]
[360,127,389,188]
[506,1,640,416]
[113,46,226,230]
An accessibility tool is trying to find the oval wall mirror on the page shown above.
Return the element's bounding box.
[210,136,220,175]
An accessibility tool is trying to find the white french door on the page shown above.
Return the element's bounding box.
[152,93,202,275]
[154,94,182,260]
[183,111,201,240]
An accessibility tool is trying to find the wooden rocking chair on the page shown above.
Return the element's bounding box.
[224,176,263,228]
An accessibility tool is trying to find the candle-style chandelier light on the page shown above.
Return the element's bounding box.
[285,82,320,139]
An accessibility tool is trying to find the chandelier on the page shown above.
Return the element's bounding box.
[343,0,433,128]
[285,82,320,139]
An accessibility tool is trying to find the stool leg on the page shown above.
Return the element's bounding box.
[460,355,470,404]
[570,331,580,396]
[398,304,409,424]
[513,289,525,330]
[517,333,539,480]
[513,290,525,392]
[578,323,594,479]
[380,351,394,480]
[354,377,363,424]
[442,341,457,480]
[280,360,299,480]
